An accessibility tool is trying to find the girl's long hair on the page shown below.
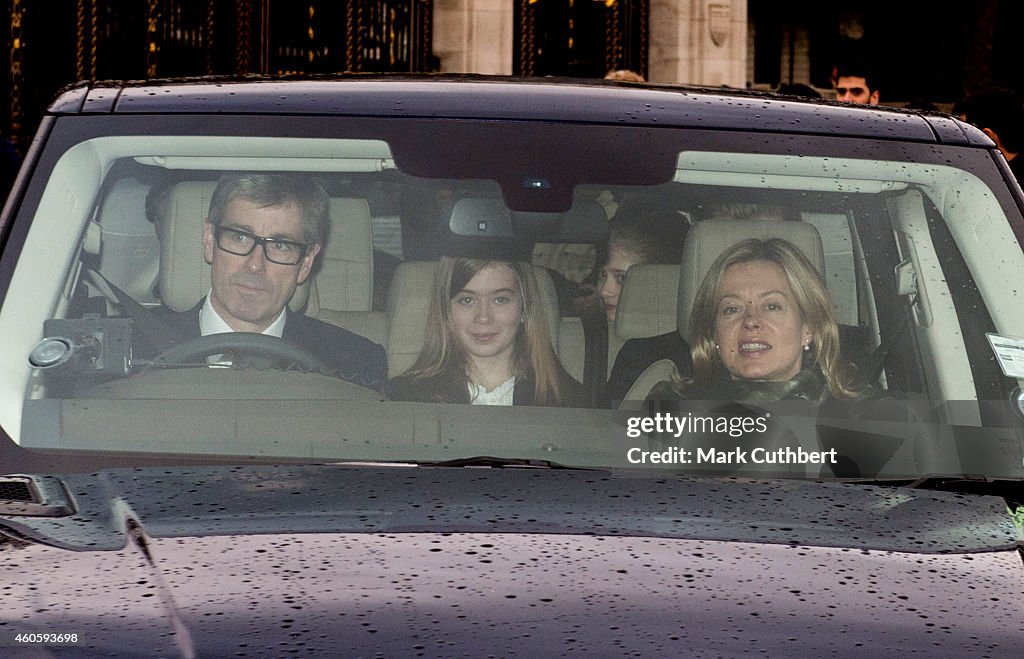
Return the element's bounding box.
[401,257,566,405]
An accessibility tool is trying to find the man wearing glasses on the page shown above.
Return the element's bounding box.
[157,172,388,392]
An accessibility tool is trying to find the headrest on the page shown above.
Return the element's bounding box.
[385,261,436,377]
[386,261,560,378]
[159,181,310,313]
[305,197,374,314]
[96,177,160,303]
[677,220,825,338]
[614,264,680,340]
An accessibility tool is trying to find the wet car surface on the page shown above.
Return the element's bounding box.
[4,466,1023,656]
[1,75,1023,656]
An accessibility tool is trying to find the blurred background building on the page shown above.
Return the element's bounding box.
[1,0,1020,155]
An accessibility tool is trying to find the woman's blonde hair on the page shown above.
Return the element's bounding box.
[403,257,567,405]
[686,238,855,398]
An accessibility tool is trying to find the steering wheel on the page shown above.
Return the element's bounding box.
[149,332,331,374]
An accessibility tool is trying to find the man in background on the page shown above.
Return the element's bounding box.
[832,60,880,105]
[953,88,1024,182]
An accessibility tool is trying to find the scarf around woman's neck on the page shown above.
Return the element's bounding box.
[656,366,830,403]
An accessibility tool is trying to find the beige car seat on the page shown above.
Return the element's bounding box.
[613,263,681,374]
[306,197,387,344]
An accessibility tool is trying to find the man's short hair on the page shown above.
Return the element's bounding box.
[953,88,1024,154]
[207,173,330,246]
[834,59,878,94]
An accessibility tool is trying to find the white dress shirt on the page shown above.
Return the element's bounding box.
[198,291,287,365]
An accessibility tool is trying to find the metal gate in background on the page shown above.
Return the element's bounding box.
[514,0,647,79]
[1,0,433,153]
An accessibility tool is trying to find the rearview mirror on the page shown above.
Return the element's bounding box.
[448,196,608,242]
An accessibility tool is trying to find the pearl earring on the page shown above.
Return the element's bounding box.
[803,343,810,352]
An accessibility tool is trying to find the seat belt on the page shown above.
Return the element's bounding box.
[850,307,910,390]
[580,310,609,407]
[90,270,183,353]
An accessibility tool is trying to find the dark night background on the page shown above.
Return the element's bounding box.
[0,0,1020,163]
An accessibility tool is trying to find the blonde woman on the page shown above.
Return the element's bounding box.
[650,238,859,402]
[392,257,585,406]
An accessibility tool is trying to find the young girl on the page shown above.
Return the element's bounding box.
[391,257,585,406]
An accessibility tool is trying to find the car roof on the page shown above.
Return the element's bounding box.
[48,74,990,147]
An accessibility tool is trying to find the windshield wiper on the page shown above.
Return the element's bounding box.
[422,456,596,470]
[847,473,1024,498]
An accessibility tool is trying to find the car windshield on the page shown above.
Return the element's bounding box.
[3,97,1023,483]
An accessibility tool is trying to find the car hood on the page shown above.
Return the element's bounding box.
[4,531,1024,656]
[2,465,1023,655]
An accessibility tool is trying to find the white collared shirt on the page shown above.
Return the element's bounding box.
[199,292,287,365]
[468,376,516,406]
[199,292,287,337]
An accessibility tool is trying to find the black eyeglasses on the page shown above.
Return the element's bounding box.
[213,225,310,265]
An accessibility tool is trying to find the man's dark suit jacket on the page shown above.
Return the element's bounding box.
[139,302,390,394]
